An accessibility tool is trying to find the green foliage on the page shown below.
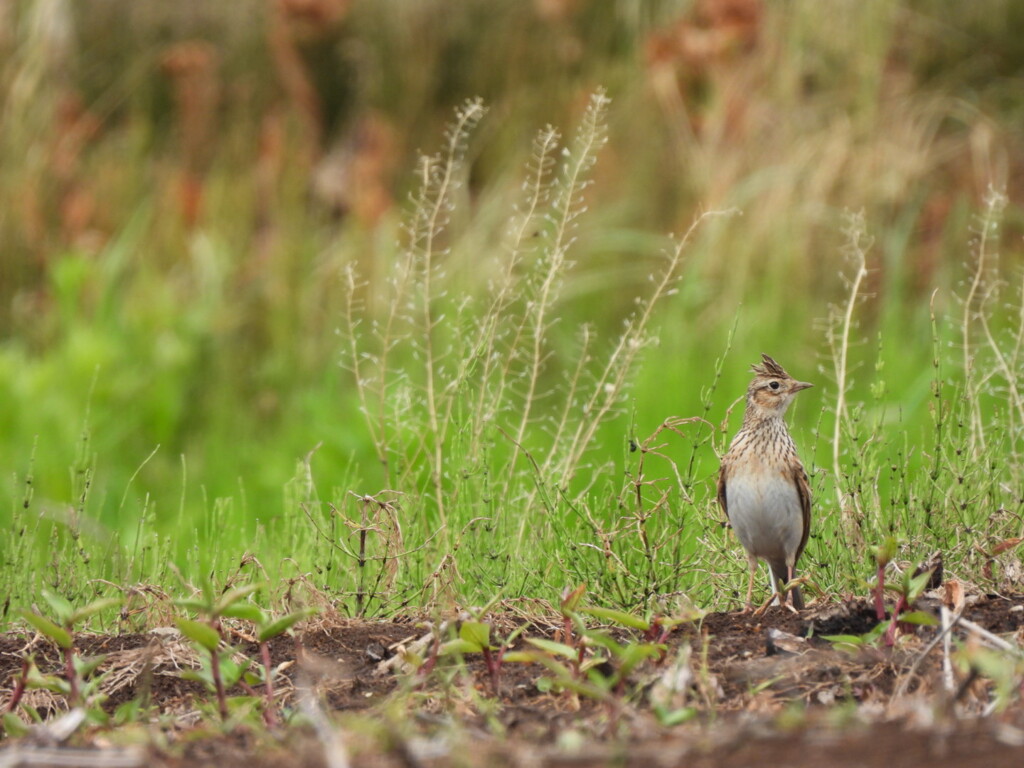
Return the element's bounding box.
[873,537,899,570]
[3,3,1024,742]
[2,2,1024,620]
[823,623,890,654]
[180,652,252,693]
[257,609,317,644]
[581,607,651,631]
[176,618,221,653]
[8,590,124,731]
[20,611,72,651]
[956,645,1024,714]
[171,579,316,726]
[439,621,493,657]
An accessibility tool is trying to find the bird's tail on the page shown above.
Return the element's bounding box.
[770,562,805,610]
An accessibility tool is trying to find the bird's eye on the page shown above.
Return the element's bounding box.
[769,381,780,390]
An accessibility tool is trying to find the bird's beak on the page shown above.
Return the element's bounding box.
[792,381,813,392]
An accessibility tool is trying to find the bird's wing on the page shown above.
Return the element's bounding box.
[791,461,812,559]
[717,457,730,521]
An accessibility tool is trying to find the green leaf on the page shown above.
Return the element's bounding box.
[72,654,108,678]
[112,699,143,726]
[214,584,263,617]
[897,610,939,627]
[966,646,1016,681]
[21,609,73,649]
[905,570,935,602]
[69,597,122,625]
[581,629,624,657]
[26,667,70,695]
[439,638,480,656]
[219,656,251,688]
[174,598,212,613]
[544,671,613,702]
[224,696,261,717]
[220,603,265,622]
[84,705,110,728]
[257,609,317,643]
[499,650,536,664]
[2,712,29,738]
[502,623,530,646]
[581,607,650,631]
[617,643,661,677]
[750,675,787,696]
[40,590,75,626]
[180,668,214,687]
[579,655,610,674]
[197,574,217,604]
[459,621,492,649]
[529,654,577,684]
[526,638,578,660]
[822,634,865,649]
[176,618,221,652]
[654,706,697,727]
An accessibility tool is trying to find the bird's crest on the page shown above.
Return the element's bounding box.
[751,354,789,379]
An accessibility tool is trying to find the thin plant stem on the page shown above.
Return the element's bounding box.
[831,211,869,509]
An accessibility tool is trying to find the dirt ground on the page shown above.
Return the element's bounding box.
[2,592,1024,767]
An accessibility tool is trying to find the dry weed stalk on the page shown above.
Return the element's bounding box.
[960,187,1010,455]
[822,210,871,551]
[622,416,709,597]
[339,92,734,587]
[828,211,870,508]
[342,99,485,507]
[410,99,488,526]
[543,208,737,487]
[511,90,611,457]
[302,490,438,616]
[467,125,561,460]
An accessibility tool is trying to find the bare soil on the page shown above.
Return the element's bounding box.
[2,594,1024,767]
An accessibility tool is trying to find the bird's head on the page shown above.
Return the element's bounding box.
[745,354,812,418]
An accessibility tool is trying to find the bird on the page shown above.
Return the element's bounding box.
[717,354,812,610]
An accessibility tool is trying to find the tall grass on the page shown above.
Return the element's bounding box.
[4,97,1022,619]
[2,2,1024,622]
[328,91,736,611]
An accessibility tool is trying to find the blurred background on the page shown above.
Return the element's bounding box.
[1,0,1022,578]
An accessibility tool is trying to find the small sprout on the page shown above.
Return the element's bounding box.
[824,621,888,654]
[16,591,121,713]
[870,537,899,621]
[176,617,222,653]
[581,607,650,631]
[526,638,578,661]
[175,581,316,726]
[873,538,898,569]
[560,584,587,615]
[20,610,72,651]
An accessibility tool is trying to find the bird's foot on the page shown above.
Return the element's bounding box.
[751,593,777,617]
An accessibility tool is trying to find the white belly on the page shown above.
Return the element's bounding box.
[726,471,803,565]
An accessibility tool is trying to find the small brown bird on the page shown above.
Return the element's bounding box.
[717,354,812,610]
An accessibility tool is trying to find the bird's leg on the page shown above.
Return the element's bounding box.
[752,590,778,617]
[785,565,807,611]
[743,557,757,612]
